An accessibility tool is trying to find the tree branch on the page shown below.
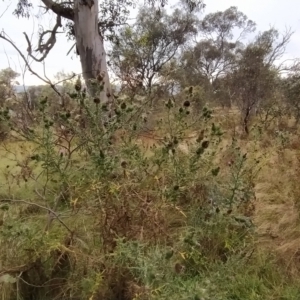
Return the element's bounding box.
[23,15,62,62]
[0,198,73,234]
[40,0,74,21]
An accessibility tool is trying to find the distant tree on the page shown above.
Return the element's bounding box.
[109,6,198,95]
[159,6,256,106]
[211,75,235,108]
[229,28,292,134]
[181,6,255,83]
[281,70,300,125]
[160,58,211,92]
[0,67,19,106]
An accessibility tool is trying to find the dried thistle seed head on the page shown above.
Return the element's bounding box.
[94,97,100,104]
[75,76,82,91]
[183,100,190,107]
[196,130,205,143]
[96,72,104,82]
[174,262,185,274]
[202,140,209,149]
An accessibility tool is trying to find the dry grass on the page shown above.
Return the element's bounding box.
[52,109,300,268]
[253,145,300,271]
[2,106,300,298]
[0,140,37,197]
[131,108,300,274]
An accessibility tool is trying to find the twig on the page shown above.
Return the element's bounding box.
[0,198,73,234]
[66,42,76,56]
[0,2,11,18]
[0,264,30,277]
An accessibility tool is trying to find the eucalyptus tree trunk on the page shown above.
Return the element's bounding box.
[73,0,112,103]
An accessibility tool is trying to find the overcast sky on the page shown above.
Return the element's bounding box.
[0,0,300,86]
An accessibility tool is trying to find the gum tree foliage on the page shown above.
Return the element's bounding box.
[159,6,255,95]
[109,6,198,93]
[3,0,203,104]
[181,6,256,83]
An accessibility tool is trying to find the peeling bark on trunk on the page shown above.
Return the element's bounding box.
[73,0,112,103]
